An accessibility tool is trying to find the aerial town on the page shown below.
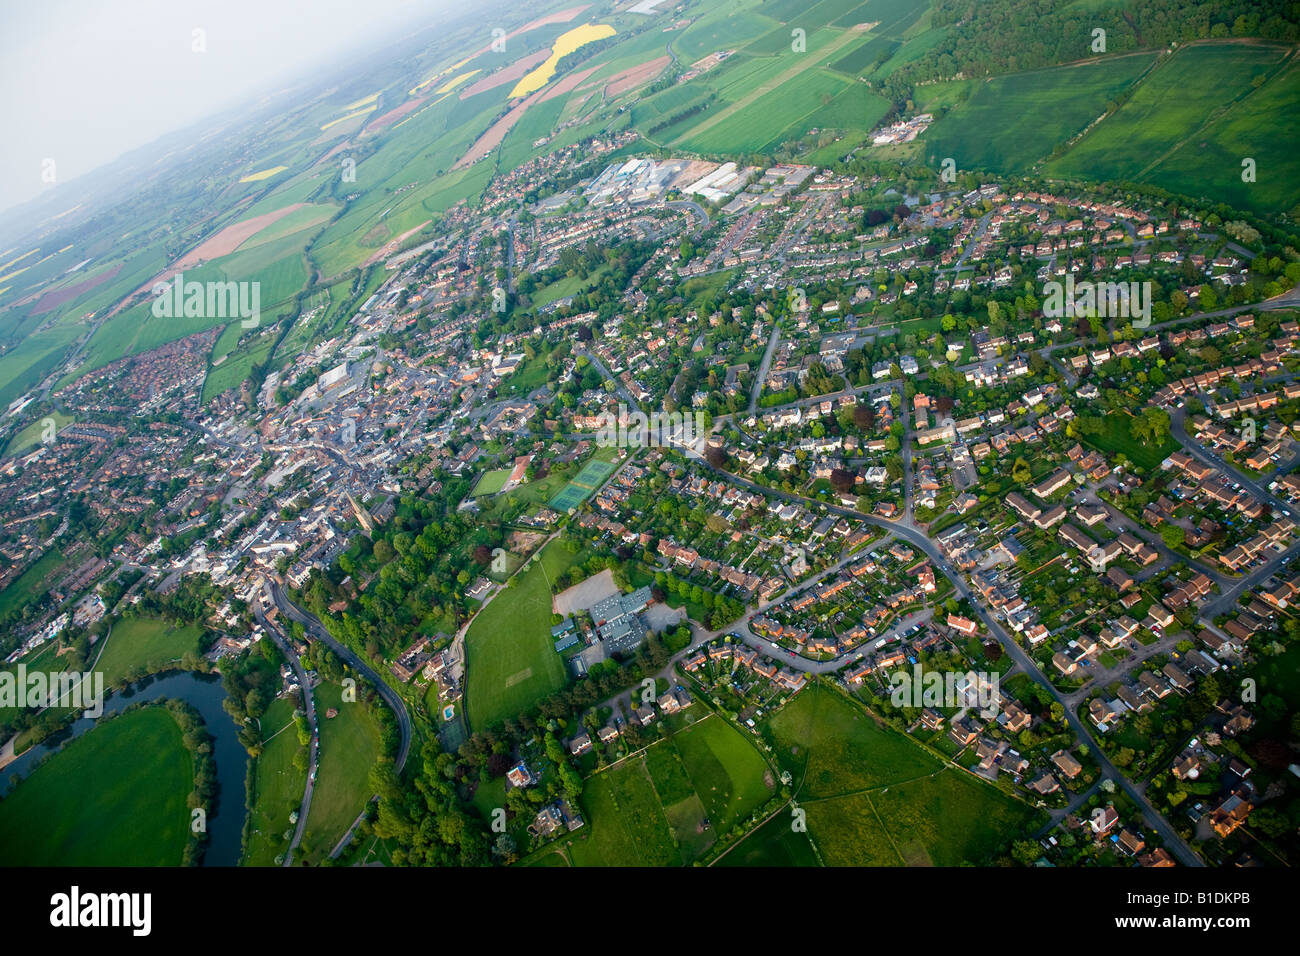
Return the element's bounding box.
[1,0,1298,912]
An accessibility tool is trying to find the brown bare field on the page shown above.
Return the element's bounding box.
[364,219,434,266]
[453,96,538,168]
[455,4,591,67]
[454,61,605,168]
[459,50,550,99]
[365,96,429,132]
[537,65,602,103]
[511,5,590,37]
[313,141,351,167]
[28,263,123,315]
[604,55,670,97]
[666,160,717,190]
[135,203,307,292]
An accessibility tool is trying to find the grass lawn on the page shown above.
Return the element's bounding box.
[1081,412,1178,472]
[0,706,192,865]
[2,410,75,458]
[568,757,681,866]
[529,265,612,310]
[471,467,512,497]
[763,683,1044,865]
[242,695,308,866]
[670,713,774,831]
[464,537,587,730]
[0,548,64,618]
[94,615,204,686]
[300,680,382,863]
[716,809,820,866]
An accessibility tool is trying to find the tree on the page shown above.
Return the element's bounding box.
[493,833,518,862]
[829,468,857,494]
[1160,524,1185,550]
[1011,840,1040,866]
[1130,406,1170,444]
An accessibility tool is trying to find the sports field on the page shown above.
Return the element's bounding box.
[549,458,615,512]
[464,538,588,730]
[471,467,512,497]
[0,706,193,866]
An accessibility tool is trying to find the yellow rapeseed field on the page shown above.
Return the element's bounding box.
[238,165,288,183]
[508,23,615,99]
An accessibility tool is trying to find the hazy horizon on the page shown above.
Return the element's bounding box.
[0,0,461,220]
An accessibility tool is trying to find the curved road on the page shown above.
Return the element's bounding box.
[254,596,319,866]
[268,580,412,773]
[690,459,1206,866]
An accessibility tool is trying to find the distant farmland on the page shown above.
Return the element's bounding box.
[1046,43,1291,202]
[922,53,1157,174]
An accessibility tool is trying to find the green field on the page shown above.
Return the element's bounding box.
[0,548,64,619]
[1140,58,1300,216]
[94,615,205,685]
[564,713,775,865]
[767,682,937,797]
[202,326,276,404]
[1080,412,1178,472]
[243,696,308,866]
[464,538,583,730]
[761,683,1042,865]
[300,680,383,863]
[1047,43,1291,200]
[677,67,861,154]
[0,615,201,747]
[670,713,773,831]
[923,53,1158,174]
[716,808,821,865]
[2,410,74,458]
[672,0,776,62]
[0,706,193,866]
[569,756,682,866]
[471,467,512,497]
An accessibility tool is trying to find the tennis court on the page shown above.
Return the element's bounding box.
[549,458,616,511]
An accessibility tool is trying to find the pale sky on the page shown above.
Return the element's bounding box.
[0,0,460,216]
